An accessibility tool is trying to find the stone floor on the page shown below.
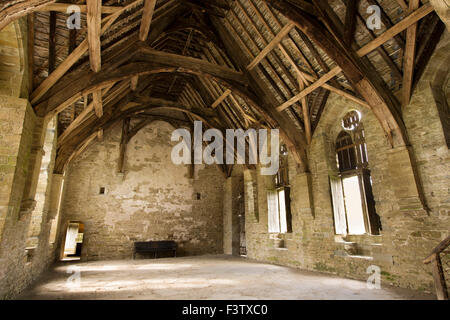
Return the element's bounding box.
[17,255,435,300]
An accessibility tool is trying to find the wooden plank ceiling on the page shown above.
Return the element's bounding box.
[1,0,444,174]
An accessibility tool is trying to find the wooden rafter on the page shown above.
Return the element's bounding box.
[239,0,367,115]
[365,0,405,49]
[230,2,307,131]
[30,0,145,105]
[274,2,434,113]
[247,22,295,70]
[357,3,433,57]
[57,82,124,147]
[299,81,311,144]
[139,0,157,41]
[402,0,420,107]
[66,131,98,166]
[212,15,309,168]
[92,90,103,117]
[97,128,104,141]
[395,0,409,11]
[0,0,56,32]
[277,68,342,112]
[343,0,358,46]
[87,0,102,73]
[266,0,434,147]
[38,3,123,14]
[48,11,56,73]
[211,89,231,109]
[183,0,225,18]
[23,0,442,176]
[341,0,403,82]
[413,14,445,91]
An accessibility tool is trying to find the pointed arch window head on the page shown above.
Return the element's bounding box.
[336,111,369,173]
[342,110,362,131]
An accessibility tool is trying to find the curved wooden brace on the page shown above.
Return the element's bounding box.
[61,115,191,174]
[35,52,308,168]
[264,0,409,148]
[127,105,216,128]
[0,0,56,32]
[55,100,220,173]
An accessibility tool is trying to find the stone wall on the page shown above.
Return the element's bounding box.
[431,0,450,31]
[59,120,225,261]
[0,18,28,99]
[242,34,450,293]
[0,96,61,299]
[223,166,244,255]
[0,16,83,298]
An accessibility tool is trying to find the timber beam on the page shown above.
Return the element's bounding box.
[265,0,435,147]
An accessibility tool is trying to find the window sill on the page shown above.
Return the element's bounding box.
[346,254,373,261]
[335,234,382,245]
[334,234,382,258]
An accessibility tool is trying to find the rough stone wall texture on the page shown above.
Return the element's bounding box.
[431,0,450,31]
[59,120,225,261]
[0,18,27,98]
[0,96,60,299]
[243,34,450,293]
[223,166,244,255]
[27,118,57,247]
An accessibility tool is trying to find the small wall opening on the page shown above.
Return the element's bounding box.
[61,222,84,261]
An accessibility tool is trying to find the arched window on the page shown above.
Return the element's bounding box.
[330,111,381,236]
[275,144,289,187]
[336,131,357,172]
[268,144,292,234]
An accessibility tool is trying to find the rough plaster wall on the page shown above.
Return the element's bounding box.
[60,121,225,261]
[243,34,450,293]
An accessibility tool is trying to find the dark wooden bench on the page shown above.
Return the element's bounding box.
[133,241,177,259]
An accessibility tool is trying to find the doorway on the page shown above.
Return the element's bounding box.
[61,222,84,261]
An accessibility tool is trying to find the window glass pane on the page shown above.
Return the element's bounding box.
[330,176,347,235]
[278,189,287,234]
[267,190,280,233]
[342,176,366,235]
